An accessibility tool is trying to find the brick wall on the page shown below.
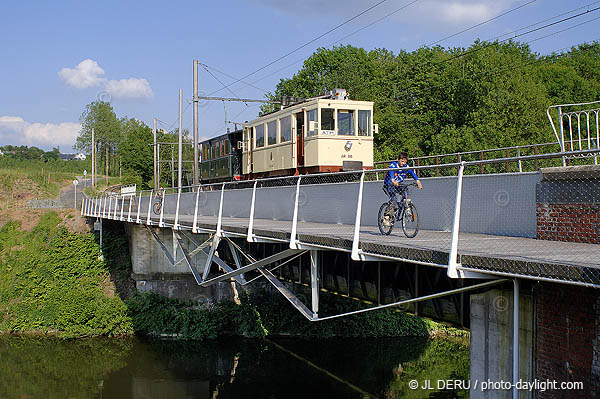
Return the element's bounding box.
[536,282,600,399]
[536,203,600,244]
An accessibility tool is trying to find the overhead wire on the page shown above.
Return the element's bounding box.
[489,0,600,42]
[203,0,400,96]
[233,0,584,92]
[427,0,537,46]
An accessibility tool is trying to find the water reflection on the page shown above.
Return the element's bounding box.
[0,336,469,399]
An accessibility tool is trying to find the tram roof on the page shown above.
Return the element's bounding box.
[245,97,374,127]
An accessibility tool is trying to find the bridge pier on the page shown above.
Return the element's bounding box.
[126,223,235,304]
[470,286,534,399]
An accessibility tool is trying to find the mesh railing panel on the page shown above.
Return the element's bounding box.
[296,172,362,249]
[358,166,458,265]
[457,162,600,286]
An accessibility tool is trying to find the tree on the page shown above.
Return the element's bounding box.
[75,101,122,176]
[119,118,153,188]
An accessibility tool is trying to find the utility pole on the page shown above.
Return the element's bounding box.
[193,60,199,186]
[91,128,95,188]
[153,118,158,189]
[178,88,183,188]
[106,145,108,186]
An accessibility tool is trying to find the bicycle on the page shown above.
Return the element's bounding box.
[152,188,165,215]
[377,183,420,237]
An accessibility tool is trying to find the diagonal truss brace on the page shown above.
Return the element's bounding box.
[180,231,247,285]
[199,247,303,287]
[146,226,247,286]
[223,236,313,319]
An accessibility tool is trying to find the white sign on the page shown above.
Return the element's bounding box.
[83,170,87,176]
[73,179,79,186]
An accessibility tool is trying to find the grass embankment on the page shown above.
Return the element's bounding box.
[0,212,132,337]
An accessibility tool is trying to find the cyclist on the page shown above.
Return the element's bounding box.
[383,152,422,208]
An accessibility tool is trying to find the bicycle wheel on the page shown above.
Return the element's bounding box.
[152,200,161,215]
[401,202,419,238]
[378,202,396,235]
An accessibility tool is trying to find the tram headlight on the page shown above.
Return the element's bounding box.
[345,141,352,151]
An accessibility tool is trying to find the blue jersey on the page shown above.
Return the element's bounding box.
[384,161,419,186]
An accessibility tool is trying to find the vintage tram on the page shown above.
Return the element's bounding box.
[199,89,377,183]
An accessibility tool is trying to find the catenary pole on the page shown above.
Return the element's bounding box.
[178,88,183,188]
[153,118,157,189]
[193,60,199,186]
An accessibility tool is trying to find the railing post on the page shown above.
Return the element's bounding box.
[107,196,113,219]
[102,195,107,218]
[247,180,258,242]
[480,151,484,174]
[120,197,125,221]
[136,193,142,224]
[517,147,522,173]
[505,149,510,173]
[351,171,365,261]
[448,161,465,278]
[535,146,539,170]
[113,197,118,219]
[80,198,85,216]
[436,155,440,177]
[159,189,165,227]
[192,186,201,233]
[146,190,153,225]
[290,176,302,249]
[127,196,133,222]
[216,183,225,237]
[174,187,182,230]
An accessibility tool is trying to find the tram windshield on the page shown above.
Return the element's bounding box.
[338,110,354,135]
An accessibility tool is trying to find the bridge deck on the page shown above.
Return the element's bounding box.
[144,213,599,285]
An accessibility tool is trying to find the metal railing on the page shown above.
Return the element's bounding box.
[82,148,600,287]
[547,100,600,165]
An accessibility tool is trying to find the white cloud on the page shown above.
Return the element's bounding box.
[0,116,80,151]
[58,59,153,100]
[252,0,516,25]
[104,78,154,99]
[58,59,105,89]
[426,1,500,24]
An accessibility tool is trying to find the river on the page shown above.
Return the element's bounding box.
[0,335,469,398]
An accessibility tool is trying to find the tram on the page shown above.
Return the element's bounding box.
[199,89,377,183]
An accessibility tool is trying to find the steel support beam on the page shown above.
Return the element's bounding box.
[200,248,302,287]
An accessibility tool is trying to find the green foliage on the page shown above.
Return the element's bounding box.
[126,289,440,340]
[126,291,267,339]
[252,290,429,338]
[0,212,133,337]
[119,118,154,189]
[266,41,600,162]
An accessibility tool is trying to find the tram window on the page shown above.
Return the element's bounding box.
[338,110,355,135]
[280,116,292,142]
[321,108,334,131]
[225,139,230,154]
[308,109,318,136]
[358,110,371,136]
[255,124,265,147]
[267,120,277,145]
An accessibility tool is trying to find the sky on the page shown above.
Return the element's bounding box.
[0,0,598,152]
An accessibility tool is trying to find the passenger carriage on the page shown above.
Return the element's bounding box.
[242,89,377,178]
[198,89,377,183]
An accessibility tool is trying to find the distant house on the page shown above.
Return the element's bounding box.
[59,152,86,161]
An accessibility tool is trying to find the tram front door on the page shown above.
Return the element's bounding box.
[295,112,304,169]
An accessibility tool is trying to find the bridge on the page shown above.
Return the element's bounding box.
[82,146,600,399]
